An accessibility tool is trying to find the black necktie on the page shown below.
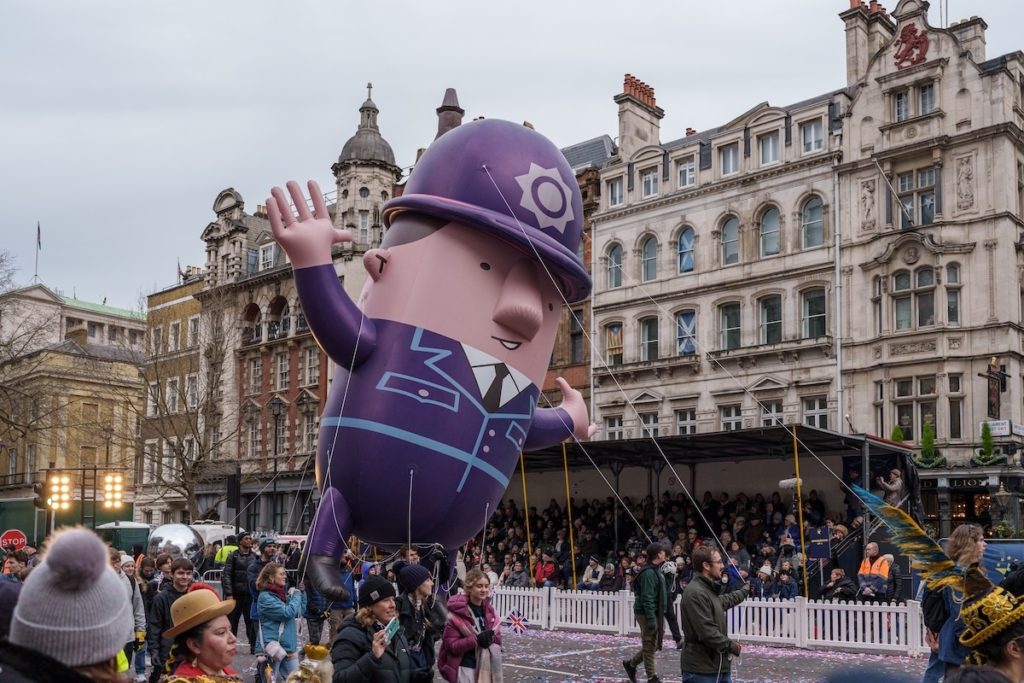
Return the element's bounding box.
[483,363,510,413]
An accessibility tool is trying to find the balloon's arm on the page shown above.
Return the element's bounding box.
[294,264,376,367]
[524,378,597,450]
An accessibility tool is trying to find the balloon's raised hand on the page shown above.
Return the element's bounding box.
[555,377,598,441]
[267,180,351,269]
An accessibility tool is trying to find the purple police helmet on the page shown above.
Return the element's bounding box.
[382,118,591,303]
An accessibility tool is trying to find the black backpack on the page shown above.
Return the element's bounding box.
[921,586,949,634]
[632,564,658,597]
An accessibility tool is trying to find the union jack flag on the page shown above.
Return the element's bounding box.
[504,609,529,634]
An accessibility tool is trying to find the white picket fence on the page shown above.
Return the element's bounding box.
[491,587,929,657]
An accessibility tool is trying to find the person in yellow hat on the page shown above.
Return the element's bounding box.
[161,583,241,683]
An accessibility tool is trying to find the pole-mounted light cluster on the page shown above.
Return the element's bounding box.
[48,473,72,510]
[103,473,123,508]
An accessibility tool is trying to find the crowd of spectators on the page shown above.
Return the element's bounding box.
[460,485,905,605]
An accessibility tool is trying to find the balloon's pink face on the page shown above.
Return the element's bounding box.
[359,221,562,387]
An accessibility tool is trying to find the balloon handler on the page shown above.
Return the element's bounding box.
[267,118,597,602]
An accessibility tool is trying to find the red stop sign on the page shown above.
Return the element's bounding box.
[0,529,27,551]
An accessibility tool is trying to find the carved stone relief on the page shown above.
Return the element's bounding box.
[901,247,921,265]
[956,156,975,211]
[948,338,962,350]
[860,179,876,230]
[890,339,937,356]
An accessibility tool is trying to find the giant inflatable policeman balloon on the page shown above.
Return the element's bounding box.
[267,118,596,600]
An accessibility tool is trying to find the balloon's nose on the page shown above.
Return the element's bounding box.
[492,259,544,341]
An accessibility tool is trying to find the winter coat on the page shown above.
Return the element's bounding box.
[679,574,748,675]
[580,563,604,587]
[331,612,429,683]
[770,578,798,600]
[395,592,447,671]
[878,476,904,507]
[304,581,328,621]
[258,588,306,654]
[726,548,751,573]
[598,572,624,593]
[886,562,904,604]
[937,585,971,665]
[632,564,669,622]
[0,640,97,683]
[119,570,146,633]
[331,567,357,610]
[820,576,858,602]
[437,594,503,683]
[533,559,557,585]
[147,585,187,666]
[221,548,256,597]
[247,557,272,621]
[504,569,531,588]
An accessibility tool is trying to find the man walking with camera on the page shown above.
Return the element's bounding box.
[679,546,750,683]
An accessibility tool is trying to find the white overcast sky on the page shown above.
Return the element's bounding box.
[2,1,1022,310]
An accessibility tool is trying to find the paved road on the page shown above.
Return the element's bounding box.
[223,628,926,682]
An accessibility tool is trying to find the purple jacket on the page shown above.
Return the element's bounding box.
[436,594,502,683]
[296,264,573,555]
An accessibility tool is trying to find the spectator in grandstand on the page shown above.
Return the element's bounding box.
[775,514,800,547]
[599,561,624,592]
[534,549,558,588]
[744,515,768,552]
[883,553,903,604]
[726,540,751,574]
[770,569,799,600]
[750,566,773,599]
[808,490,827,520]
[577,555,604,591]
[819,568,858,602]
[856,542,889,603]
[505,560,531,588]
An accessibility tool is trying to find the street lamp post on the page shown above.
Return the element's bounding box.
[269,397,283,533]
[993,482,1013,526]
[103,425,113,468]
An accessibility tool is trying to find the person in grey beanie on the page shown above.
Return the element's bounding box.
[0,527,133,683]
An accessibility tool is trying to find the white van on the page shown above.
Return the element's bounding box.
[190,521,245,547]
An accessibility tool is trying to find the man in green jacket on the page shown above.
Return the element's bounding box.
[679,545,749,683]
[623,543,669,683]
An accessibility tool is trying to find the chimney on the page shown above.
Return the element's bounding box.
[840,2,871,86]
[66,324,88,347]
[613,74,664,160]
[685,127,697,137]
[435,88,464,140]
[950,16,987,63]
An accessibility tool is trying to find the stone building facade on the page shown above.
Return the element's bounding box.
[589,0,1024,536]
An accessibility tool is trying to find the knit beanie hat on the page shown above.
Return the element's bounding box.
[11,528,133,667]
[359,574,396,608]
[398,564,431,595]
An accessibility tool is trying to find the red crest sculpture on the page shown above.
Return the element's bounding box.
[894,24,929,69]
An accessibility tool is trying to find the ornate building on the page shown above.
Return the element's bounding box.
[589,0,1024,536]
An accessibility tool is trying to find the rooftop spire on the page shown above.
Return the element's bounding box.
[435,87,465,140]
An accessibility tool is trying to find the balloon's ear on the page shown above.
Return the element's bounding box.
[363,249,392,282]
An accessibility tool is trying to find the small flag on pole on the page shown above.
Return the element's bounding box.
[177,258,185,283]
[37,222,41,250]
[504,609,529,634]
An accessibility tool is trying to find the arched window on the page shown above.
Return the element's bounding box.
[760,208,780,257]
[802,197,824,248]
[605,323,623,366]
[678,228,695,273]
[721,217,739,265]
[607,245,623,288]
[641,236,657,281]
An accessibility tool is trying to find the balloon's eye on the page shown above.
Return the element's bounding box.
[480,263,491,270]
[548,303,554,311]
